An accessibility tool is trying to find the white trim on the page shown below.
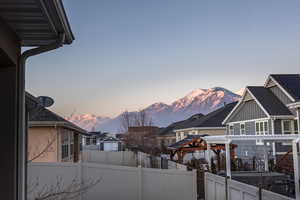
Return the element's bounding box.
[227,118,269,125]
[287,102,300,109]
[204,134,300,144]
[173,126,225,132]
[223,87,272,125]
[270,115,295,119]
[264,75,295,102]
[222,99,243,125]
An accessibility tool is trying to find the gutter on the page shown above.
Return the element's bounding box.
[17,33,65,200]
[174,126,225,132]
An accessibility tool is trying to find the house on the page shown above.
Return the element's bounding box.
[174,102,238,142]
[222,74,300,158]
[0,0,74,198]
[27,93,88,163]
[156,114,204,148]
[100,137,123,151]
[83,131,108,146]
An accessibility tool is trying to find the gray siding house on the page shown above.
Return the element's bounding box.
[223,74,300,159]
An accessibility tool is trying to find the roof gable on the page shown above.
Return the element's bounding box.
[266,74,300,102]
[223,87,293,124]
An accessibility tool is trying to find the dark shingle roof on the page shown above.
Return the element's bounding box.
[176,102,238,130]
[158,113,204,136]
[26,93,87,134]
[271,74,300,101]
[247,86,293,116]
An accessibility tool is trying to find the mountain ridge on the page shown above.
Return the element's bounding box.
[67,87,241,132]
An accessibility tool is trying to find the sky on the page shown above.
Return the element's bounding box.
[26,0,300,118]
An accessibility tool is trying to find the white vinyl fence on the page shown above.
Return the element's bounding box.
[82,150,137,167]
[28,162,197,200]
[205,172,294,200]
[82,150,187,170]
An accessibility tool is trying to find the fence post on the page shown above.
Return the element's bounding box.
[138,166,143,200]
[225,176,229,200]
[192,170,198,200]
[258,186,262,200]
[78,162,83,200]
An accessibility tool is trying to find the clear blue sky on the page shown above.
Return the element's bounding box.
[26,0,300,117]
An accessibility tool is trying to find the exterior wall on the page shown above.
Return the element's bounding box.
[175,128,226,141]
[269,86,293,105]
[28,127,59,162]
[156,135,176,147]
[228,100,267,123]
[28,126,81,162]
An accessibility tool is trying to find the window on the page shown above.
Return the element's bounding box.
[282,120,293,134]
[229,125,234,135]
[255,121,268,145]
[240,123,245,135]
[295,121,299,134]
[92,137,97,145]
[86,137,91,145]
[61,132,69,160]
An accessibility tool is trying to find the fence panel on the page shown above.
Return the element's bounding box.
[205,173,226,200]
[28,162,196,200]
[82,150,137,167]
[204,172,295,200]
[262,189,294,200]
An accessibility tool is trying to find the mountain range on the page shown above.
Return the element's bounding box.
[66,87,241,133]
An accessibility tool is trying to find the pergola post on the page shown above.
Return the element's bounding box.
[225,142,231,178]
[207,143,211,170]
[292,139,300,200]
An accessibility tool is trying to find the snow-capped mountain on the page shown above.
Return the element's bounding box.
[68,87,241,132]
[66,114,110,131]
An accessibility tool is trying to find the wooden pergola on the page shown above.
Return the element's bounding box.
[168,135,237,165]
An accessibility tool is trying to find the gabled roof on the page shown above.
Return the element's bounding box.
[175,102,238,130]
[27,93,87,135]
[247,86,293,116]
[269,74,300,102]
[102,137,120,142]
[158,113,204,136]
[223,86,294,124]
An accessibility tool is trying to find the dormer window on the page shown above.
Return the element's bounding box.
[240,123,245,135]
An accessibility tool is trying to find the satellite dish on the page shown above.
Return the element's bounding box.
[37,96,54,108]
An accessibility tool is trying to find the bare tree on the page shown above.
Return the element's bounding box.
[28,176,101,200]
[120,109,153,133]
[27,130,57,163]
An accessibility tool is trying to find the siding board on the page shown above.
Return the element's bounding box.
[228,100,267,123]
[269,86,292,105]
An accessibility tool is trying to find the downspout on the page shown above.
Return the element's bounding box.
[17,33,65,200]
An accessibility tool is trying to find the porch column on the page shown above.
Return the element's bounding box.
[292,139,300,200]
[0,20,22,200]
[297,108,300,135]
[225,142,231,178]
[263,142,269,172]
